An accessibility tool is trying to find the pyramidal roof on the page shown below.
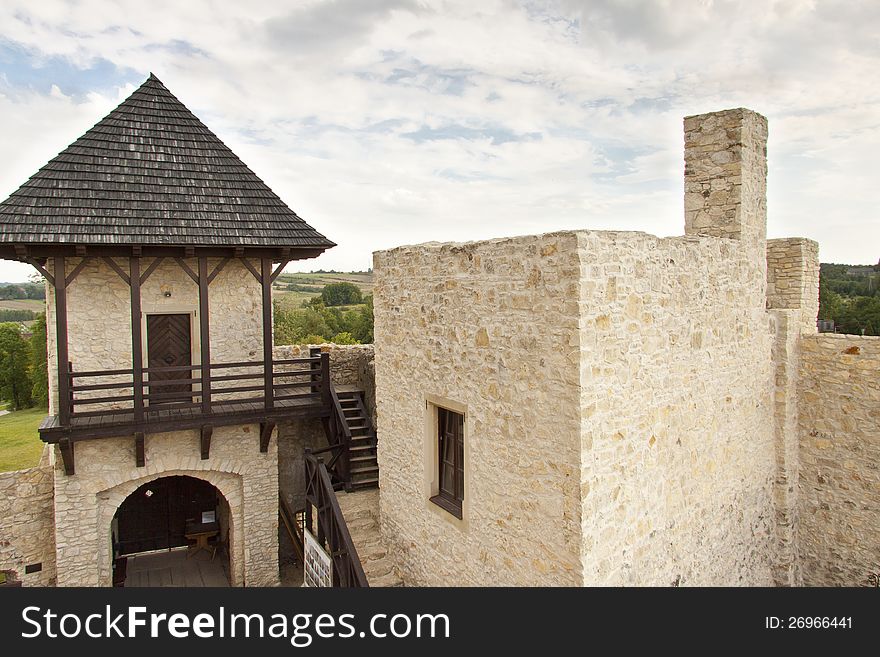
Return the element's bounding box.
[0,74,335,251]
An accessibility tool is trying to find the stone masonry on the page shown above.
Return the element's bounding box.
[52,424,279,587]
[372,107,875,586]
[798,334,880,586]
[0,447,56,586]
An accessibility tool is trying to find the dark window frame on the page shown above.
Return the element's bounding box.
[430,406,464,519]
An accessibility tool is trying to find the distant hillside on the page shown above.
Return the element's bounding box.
[273,271,373,308]
[819,261,880,335]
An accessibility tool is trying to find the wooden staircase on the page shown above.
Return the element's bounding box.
[335,387,379,490]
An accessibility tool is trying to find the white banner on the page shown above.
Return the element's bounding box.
[303,529,333,587]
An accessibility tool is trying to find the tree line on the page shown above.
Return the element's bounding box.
[0,281,45,300]
[0,315,48,411]
[818,262,880,335]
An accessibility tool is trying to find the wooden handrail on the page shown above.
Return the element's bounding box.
[304,451,369,587]
[63,356,325,421]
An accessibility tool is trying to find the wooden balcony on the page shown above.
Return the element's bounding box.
[39,352,332,474]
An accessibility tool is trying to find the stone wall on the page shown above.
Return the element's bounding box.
[767,238,820,334]
[576,230,776,585]
[52,424,279,587]
[797,334,880,586]
[374,232,585,586]
[769,310,803,586]
[0,447,56,586]
[684,108,767,251]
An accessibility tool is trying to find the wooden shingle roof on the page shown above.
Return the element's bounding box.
[0,74,335,251]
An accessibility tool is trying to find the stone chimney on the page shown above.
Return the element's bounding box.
[683,108,768,251]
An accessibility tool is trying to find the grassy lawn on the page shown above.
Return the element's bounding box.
[0,407,46,472]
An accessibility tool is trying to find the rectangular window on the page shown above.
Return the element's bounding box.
[430,407,464,519]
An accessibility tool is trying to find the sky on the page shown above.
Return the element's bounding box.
[0,0,878,282]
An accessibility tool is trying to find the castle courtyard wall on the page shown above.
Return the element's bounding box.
[797,334,880,586]
[576,231,776,585]
[373,232,585,586]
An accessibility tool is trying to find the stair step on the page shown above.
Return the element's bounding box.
[351,478,379,489]
[350,455,377,463]
[351,465,379,475]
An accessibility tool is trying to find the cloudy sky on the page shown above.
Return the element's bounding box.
[0,0,877,281]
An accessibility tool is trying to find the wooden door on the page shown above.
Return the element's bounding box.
[146,313,192,405]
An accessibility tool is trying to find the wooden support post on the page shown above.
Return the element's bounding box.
[130,257,144,423]
[53,256,71,427]
[320,352,331,407]
[58,438,75,476]
[309,346,321,395]
[261,258,274,411]
[134,432,145,467]
[260,421,276,453]
[198,256,211,415]
[200,425,213,460]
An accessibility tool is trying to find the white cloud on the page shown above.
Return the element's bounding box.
[1,0,878,283]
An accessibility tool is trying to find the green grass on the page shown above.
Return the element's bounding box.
[0,407,46,472]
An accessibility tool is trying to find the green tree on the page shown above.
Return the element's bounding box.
[29,313,49,408]
[329,331,358,345]
[0,323,33,410]
[321,282,362,306]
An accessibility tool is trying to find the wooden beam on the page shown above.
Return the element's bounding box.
[64,257,91,287]
[270,260,289,283]
[200,425,213,460]
[58,438,75,475]
[173,257,199,284]
[241,258,261,283]
[26,258,54,286]
[198,256,212,415]
[139,256,164,285]
[75,245,87,257]
[184,246,195,258]
[102,257,130,285]
[134,432,145,467]
[234,247,245,258]
[207,257,231,285]
[130,257,144,423]
[260,421,276,453]
[261,258,273,411]
[53,256,71,426]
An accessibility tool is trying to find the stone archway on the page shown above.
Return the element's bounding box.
[96,469,245,586]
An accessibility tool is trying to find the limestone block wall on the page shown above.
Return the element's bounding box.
[0,447,56,586]
[684,108,767,251]
[576,231,776,585]
[52,424,279,587]
[769,310,803,586]
[45,257,263,414]
[767,238,820,334]
[797,334,880,586]
[374,232,585,586]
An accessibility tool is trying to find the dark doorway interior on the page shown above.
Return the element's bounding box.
[113,475,219,555]
[146,313,192,404]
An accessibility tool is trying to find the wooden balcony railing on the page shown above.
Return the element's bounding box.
[304,450,369,587]
[59,353,330,426]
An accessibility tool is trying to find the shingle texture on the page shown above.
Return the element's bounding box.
[0,74,334,249]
